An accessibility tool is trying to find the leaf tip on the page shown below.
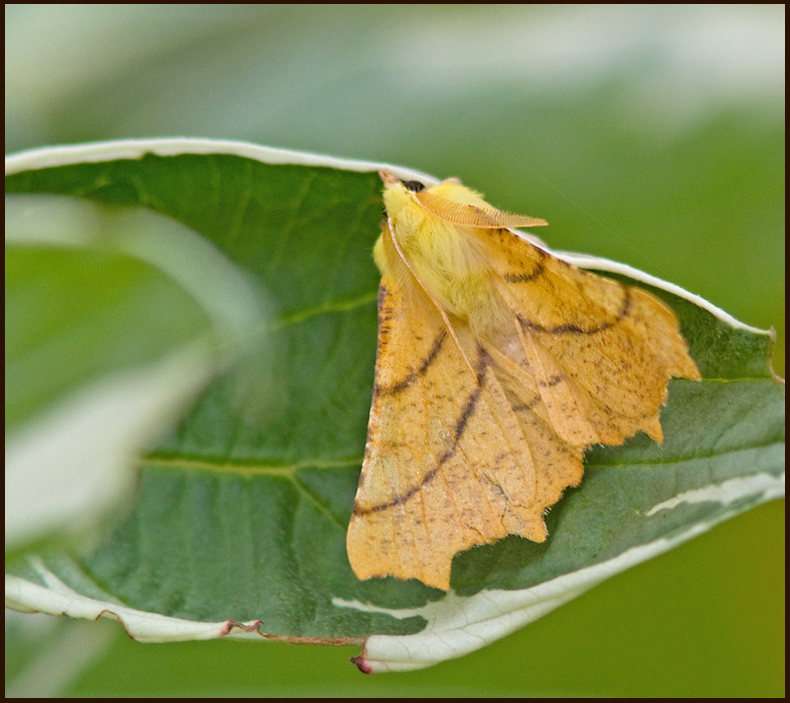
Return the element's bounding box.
[350,651,373,674]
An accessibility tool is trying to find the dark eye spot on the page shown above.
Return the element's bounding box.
[403,180,425,193]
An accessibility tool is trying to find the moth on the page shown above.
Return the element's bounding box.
[346,171,700,590]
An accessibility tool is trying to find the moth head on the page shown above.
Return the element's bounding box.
[379,170,429,224]
[378,171,477,222]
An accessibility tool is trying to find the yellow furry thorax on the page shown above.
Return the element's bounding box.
[375,177,506,334]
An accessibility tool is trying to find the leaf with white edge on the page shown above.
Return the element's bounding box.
[6,557,264,642]
[5,138,784,673]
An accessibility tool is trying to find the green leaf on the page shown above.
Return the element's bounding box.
[5,139,784,673]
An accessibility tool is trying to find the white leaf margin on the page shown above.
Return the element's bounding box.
[336,472,785,673]
[5,471,783,671]
[5,557,264,643]
[4,138,783,673]
[4,137,774,336]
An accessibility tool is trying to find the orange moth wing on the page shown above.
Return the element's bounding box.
[346,173,699,590]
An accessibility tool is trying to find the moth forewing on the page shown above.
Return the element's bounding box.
[346,173,700,591]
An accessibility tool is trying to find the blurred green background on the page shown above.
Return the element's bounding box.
[5,4,784,697]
